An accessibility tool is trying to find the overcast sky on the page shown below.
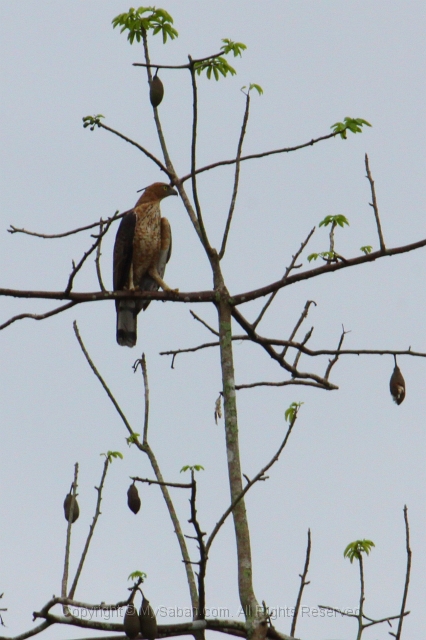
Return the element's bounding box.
[1,2,426,639]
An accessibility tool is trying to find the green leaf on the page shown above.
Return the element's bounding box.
[331,117,372,139]
[360,245,373,254]
[319,214,349,228]
[343,539,375,563]
[221,38,247,57]
[126,433,140,446]
[112,6,178,44]
[180,464,204,473]
[249,83,263,95]
[284,401,303,423]
[128,570,147,581]
[307,253,319,262]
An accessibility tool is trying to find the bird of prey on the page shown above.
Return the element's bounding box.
[113,182,178,347]
[389,355,406,405]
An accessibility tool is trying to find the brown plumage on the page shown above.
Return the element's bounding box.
[113,182,177,347]
[389,355,405,405]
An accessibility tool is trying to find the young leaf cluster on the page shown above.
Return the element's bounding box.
[82,114,105,131]
[194,38,247,80]
[102,450,124,462]
[319,214,349,228]
[307,251,336,263]
[180,464,205,473]
[331,117,372,139]
[112,6,178,44]
[241,83,264,96]
[343,539,375,563]
[284,401,303,423]
[360,245,373,255]
[128,570,147,581]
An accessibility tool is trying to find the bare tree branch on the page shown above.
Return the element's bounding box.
[0,302,78,331]
[252,229,316,330]
[190,309,219,336]
[95,219,106,292]
[73,323,199,611]
[61,465,79,604]
[97,121,172,180]
[133,476,192,489]
[324,326,348,381]
[7,212,126,239]
[232,236,426,305]
[219,90,251,259]
[393,505,412,640]
[365,153,386,252]
[133,354,150,443]
[178,130,349,184]
[281,300,316,359]
[68,456,110,599]
[206,406,300,555]
[290,529,311,638]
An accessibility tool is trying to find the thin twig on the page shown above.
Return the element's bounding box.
[190,310,219,336]
[324,326,348,381]
[95,219,106,292]
[64,212,119,294]
[178,130,348,184]
[0,302,78,331]
[132,476,192,489]
[188,472,207,619]
[365,154,386,252]
[206,406,300,555]
[292,327,314,371]
[7,212,126,239]
[252,228,316,329]
[235,379,336,391]
[132,50,225,70]
[219,90,251,259]
[290,529,311,638]
[188,57,211,253]
[68,456,110,599]
[394,505,412,640]
[73,322,199,611]
[61,465,79,604]
[73,321,134,434]
[133,355,150,444]
[97,122,172,179]
[281,300,316,358]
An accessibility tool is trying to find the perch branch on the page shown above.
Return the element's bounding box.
[61,464,78,602]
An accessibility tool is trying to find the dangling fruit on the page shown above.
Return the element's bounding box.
[63,493,79,523]
[127,483,141,514]
[124,603,141,639]
[390,356,405,405]
[150,74,164,108]
[139,597,158,640]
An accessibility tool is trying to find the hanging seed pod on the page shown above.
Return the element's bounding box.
[139,597,158,640]
[124,603,141,639]
[150,73,164,108]
[63,492,80,523]
[389,356,405,405]
[127,483,141,514]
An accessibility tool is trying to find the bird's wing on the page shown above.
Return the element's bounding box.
[137,217,172,313]
[113,211,136,292]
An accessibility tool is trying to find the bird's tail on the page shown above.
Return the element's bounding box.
[116,300,137,347]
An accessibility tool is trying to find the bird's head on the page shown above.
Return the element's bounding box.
[136,182,178,205]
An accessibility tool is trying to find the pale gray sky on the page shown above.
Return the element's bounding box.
[1,2,426,639]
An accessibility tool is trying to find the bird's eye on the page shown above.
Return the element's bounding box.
[163,185,168,190]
